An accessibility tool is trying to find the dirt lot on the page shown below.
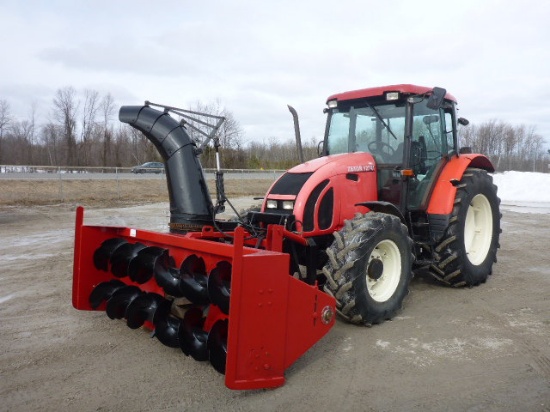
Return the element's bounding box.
[1,191,549,411]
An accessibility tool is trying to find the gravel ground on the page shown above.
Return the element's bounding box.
[1,200,549,412]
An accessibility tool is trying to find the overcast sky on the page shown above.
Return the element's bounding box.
[1,0,550,146]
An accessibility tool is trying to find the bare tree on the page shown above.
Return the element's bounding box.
[80,89,100,166]
[100,93,115,167]
[502,123,516,170]
[458,120,546,172]
[53,87,79,166]
[185,101,243,147]
[0,99,13,164]
[41,122,60,166]
[27,103,37,164]
[183,100,244,168]
[8,120,35,164]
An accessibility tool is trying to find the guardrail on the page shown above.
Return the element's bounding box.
[0,165,286,175]
[0,165,285,206]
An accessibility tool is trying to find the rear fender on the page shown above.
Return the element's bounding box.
[427,154,495,215]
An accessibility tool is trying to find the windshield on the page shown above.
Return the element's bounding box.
[326,103,406,164]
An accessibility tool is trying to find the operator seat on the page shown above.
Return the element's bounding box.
[410,136,427,175]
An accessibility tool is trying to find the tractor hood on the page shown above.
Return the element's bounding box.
[288,152,376,180]
[265,152,378,234]
[266,152,376,200]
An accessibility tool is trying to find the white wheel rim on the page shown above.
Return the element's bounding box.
[464,194,493,265]
[366,239,402,302]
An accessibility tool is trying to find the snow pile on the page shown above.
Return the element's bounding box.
[492,171,550,204]
[492,171,550,213]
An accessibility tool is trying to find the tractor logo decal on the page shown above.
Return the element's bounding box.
[347,164,375,173]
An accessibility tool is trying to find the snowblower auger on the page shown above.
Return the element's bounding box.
[71,102,336,390]
[73,208,335,389]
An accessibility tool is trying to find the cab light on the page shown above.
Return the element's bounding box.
[385,92,400,101]
[327,100,338,109]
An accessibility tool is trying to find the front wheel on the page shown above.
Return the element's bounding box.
[322,213,413,325]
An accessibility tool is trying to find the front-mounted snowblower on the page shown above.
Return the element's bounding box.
[73,84,501,390]
[72,102,336,390]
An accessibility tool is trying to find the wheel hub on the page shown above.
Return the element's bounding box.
[365,239,402,303]
[464,193,493,265]
[367,258,384,280]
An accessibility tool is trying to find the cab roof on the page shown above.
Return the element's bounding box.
[326,84,457,104]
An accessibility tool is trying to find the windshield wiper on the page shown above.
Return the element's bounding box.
[364,101,398,140]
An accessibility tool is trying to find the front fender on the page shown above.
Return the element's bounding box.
[427,154,495,215]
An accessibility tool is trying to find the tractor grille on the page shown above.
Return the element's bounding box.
[303,180,330,232]
[269,172,312,195]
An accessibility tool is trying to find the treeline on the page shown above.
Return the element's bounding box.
[0,87,314,170]
[0,88,160,168]
[459,120,547,172]
[0,87,547,172]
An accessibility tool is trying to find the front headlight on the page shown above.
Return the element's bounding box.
[266,200,277,209]
[282,200,294,210]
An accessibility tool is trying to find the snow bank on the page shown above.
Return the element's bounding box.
[492,171,550,203]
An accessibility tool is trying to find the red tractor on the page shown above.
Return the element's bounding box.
[72,84,500,389]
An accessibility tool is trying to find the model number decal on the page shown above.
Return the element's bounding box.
[347,165,375,172]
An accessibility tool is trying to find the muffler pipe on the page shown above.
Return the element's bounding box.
[288,105,304,164]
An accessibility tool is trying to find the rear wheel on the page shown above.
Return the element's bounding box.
[429,168,501,287]
[322,213,413,325]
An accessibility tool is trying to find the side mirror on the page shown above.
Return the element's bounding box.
[426,87,447,110]
[458,117,469,126]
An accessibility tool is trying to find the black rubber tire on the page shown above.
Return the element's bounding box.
[428,168,501,287]
[322,212,413,325]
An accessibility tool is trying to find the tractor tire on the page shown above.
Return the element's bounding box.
[428,168,501,287]
[322,212,413,325]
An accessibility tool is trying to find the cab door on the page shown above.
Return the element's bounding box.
[407,101,454,210]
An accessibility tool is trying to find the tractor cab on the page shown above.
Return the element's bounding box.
[323,85,458,212]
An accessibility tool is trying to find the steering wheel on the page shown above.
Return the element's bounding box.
[367,141,395,159]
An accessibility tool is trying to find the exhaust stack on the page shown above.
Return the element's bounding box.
[119,105,214,231]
